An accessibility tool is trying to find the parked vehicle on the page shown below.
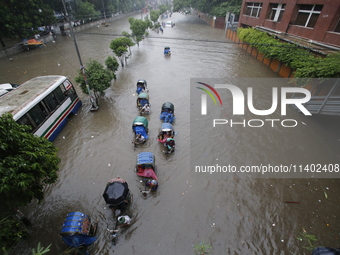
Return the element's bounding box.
[159,102,175,123]
[0,83,20,91]
[22,38,45,50]
[132,116,148,145]
[165,21,173,27]
[60,212,97,247]
[0,75,82,141]
[0,83,20,97]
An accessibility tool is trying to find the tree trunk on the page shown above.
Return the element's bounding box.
[120,56,124,67]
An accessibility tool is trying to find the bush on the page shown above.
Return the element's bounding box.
[237,28,340,79]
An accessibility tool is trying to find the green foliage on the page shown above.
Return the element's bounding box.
[0,0,149,41]
[159,4,171,14]
[0,0,55,40]
[193,240,212,254]
[173,0,241,15]
[150,10,161,23]
[0,113,60,208]
[210,0,242,16]
[128,17,148,46]
[144,17,153,30]
[237,28,340,79]
[0,113,60,251]
[75,59,115,95]
[110,36,135,66]
[105,56,119,74]
[296,231,318,251]
[0,215,28,252]
[32,242,51,255]
[75,1,101,22]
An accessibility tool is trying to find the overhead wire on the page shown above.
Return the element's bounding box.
[75,31,338,55]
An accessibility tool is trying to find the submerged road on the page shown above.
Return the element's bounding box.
[1,11,340,255]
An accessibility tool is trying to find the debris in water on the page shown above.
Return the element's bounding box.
[285,201,300,204]
[321,186,329,200]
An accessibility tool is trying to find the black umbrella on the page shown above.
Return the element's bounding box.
[103,182,129,206]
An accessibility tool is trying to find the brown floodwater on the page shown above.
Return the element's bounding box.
[1,12,340,255]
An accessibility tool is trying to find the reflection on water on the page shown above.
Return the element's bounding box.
[2,12,340,255]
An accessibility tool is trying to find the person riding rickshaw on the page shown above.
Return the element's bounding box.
[157,123,174,142]
[60,212,98,248]
[136,79,147,95]
[132,116,148,145]
[136,152,157,180]
[102,177,132,213]
[159,102,175,123]
[137,93,150,113]
[164,46,171,56]
[163,138,175,154]
[157,123,175,153]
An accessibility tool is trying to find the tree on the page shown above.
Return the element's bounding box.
[128,17,149,47]
[150,10,161,24]
[173,0,242,16]
[110,37,135,66]
[210,0,243,17]
[75,59,116,99]
[159,4,171,14]
[0,113,60,251]
[75,0,101,22]
[0,0,55,41]
[105,56,119,75]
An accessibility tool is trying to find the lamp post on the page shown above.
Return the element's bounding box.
[61,0,98,111]
[213,16,216,28]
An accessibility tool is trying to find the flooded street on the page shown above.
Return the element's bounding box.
[2,12,340,255]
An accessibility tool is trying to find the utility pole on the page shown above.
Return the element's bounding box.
[102,0,107,23]
[61,0,99,111]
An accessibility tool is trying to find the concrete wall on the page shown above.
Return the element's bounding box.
[226,29,294,78]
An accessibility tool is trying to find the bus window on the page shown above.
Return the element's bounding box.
[44,92,59,111]
[27,103,46,127]
[17,114,36,131]
[63,80,77,100]
[55,85,67,103]
[68,86,77,100]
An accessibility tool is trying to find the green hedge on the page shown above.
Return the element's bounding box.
[237,28,340,78]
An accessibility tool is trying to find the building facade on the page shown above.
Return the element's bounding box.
[238,0,340,47]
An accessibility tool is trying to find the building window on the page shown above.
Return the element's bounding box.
[268,3,286,22]
[334,18,340,33]
[294,4,323,28]
[245,2,263,18]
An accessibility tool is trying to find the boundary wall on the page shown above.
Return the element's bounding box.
[226,29,294,78]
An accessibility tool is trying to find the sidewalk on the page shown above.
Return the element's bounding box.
[0,12,136,59]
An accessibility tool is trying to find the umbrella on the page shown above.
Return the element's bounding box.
[103,182,129,206]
